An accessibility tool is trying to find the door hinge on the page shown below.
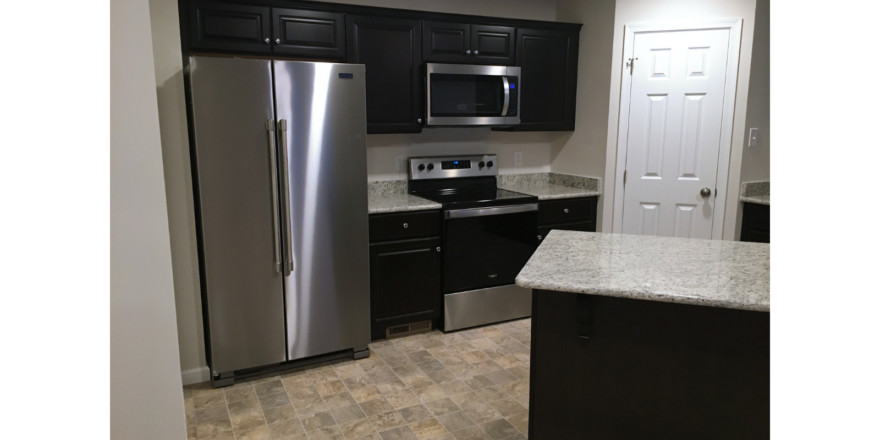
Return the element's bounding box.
[623,170,627,186]
[626,57,639,75]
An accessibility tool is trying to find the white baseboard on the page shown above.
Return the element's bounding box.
[182,365,211,385]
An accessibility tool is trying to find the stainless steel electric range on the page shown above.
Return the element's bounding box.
[407,154,536,331]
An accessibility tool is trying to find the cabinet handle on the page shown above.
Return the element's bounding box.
[564,208,569,214]
[275,38,281,44]
[403,223,408,229]
[417,118,422,124]
[473,50,479,55]
[466,50,472,55]
[537,235,542,241]
[264,38,270,44]
[436,247,441,252]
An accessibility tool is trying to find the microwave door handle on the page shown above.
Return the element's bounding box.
[501,77,510,116]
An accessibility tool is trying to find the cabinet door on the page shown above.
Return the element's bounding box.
[513,28,579,131]
[370,238,442,340]
[740,203,770,243]
[188,0,271,54]
[471,25,515,65]
[422,21,471,63]
[272,8,345,59]
[347,15,423,134]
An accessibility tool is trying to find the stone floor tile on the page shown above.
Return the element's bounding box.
[309,426,345,440]
[268,417,306,438]
[435,411,475,432]
[300,411,336,432]
[329,404,367,424]
[351,385,383,403]
[339,417,376,440]
[368,410,406,432]
[423,397,460,416]
[377,425,419,440]
[409,417,447,439]
[254,379,286,396]
[449,426,491,440]
[505,412,528,435]
[480,419,518,440]
[384,389,421,409]
[412,384,446,403]
[263,403,297,425]
[397,404,432,424]
[324,391,358,410]
[359,397,396,416]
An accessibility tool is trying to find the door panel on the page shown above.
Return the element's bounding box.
[346,15,422,134]
[272,8,345,59]
[443,211,537,293]
[188,57,286,374]
[274,61,371,360]
[422,21,471,63]
[188,0,271,54]
[513,28,578,130]
[471,25,515,65]
[369,237,442,339]
[621,29,731,239]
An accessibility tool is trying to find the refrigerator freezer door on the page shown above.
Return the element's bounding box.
[189,56,287,374]
[274,61,371,360]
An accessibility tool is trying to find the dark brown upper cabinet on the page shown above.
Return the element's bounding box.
[471,25,515,65]
[512,27,579,131]
[188,1,271,54]
[423,21,515,65]
[347,15,423,134]
[272,9,345,59]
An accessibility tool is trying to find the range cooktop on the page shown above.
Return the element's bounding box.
[414,187,537,210]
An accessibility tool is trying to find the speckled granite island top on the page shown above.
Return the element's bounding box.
[516,230,769,312]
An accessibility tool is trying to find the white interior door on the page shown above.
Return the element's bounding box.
[621,29,731,239]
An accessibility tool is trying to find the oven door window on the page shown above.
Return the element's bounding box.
[443,210,537,294]
[431,74,505,117]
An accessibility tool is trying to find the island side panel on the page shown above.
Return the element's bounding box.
[529,290,770,440]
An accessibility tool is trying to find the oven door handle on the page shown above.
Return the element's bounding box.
[501,77,510,116]
[445,203,537,219]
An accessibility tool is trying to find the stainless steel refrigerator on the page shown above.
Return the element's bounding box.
[187,56,371,386]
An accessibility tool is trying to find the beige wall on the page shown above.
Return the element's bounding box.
[601,0,758,240]
[148,0,209,385]
[735,0,769,239]
[111,0,187,437]
[551,0,617,231]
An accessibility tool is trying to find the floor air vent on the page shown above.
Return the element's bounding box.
[386,320,432,339]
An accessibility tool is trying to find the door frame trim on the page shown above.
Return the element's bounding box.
[611,20,743,239]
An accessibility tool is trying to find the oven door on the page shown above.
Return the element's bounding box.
[443,204,537,294]
[426,63,519,126]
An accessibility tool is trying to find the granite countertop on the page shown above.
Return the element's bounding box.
[516,231,770,312]
[367,193,441,214]
[497,172,602,200]
[498,182,601,200]
[740,194,770,205]
[740,181,770,206]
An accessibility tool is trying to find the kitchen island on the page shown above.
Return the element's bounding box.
[516,231,770,439]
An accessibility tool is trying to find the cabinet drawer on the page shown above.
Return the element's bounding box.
[370,210,441,242]
[538,197,597,224]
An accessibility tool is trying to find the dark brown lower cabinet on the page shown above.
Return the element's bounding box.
[741,202,770,243]
[529,290,770,439]
[537,196,598,244]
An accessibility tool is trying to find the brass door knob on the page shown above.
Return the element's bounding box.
[700,188,712,197]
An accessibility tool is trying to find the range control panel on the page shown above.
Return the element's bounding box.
[409,155,497,180]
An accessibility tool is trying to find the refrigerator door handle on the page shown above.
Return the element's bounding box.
[266,119,282,273]
[279,119,294,274]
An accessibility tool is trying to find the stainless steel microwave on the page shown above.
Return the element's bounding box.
[425,63,520,127]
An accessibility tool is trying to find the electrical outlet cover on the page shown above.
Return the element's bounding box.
[396,155,405,172]
[514,152,523,167]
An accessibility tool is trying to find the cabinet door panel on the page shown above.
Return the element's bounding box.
[347,15,422,134]
[471,25,515,65]
[272,8,345,59]
[423,21,471,63]
[189,0,271,54]
[370,238,442,340]
[514,28,579,131]
[740,203,770,243]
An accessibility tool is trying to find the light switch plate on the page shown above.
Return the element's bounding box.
[396,155,405,172]
[748,128,759,147]
[514,152,523,167]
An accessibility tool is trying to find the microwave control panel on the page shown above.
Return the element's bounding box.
[507,77,518,117]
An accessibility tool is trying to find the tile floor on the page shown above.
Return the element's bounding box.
[183,318,532,440]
